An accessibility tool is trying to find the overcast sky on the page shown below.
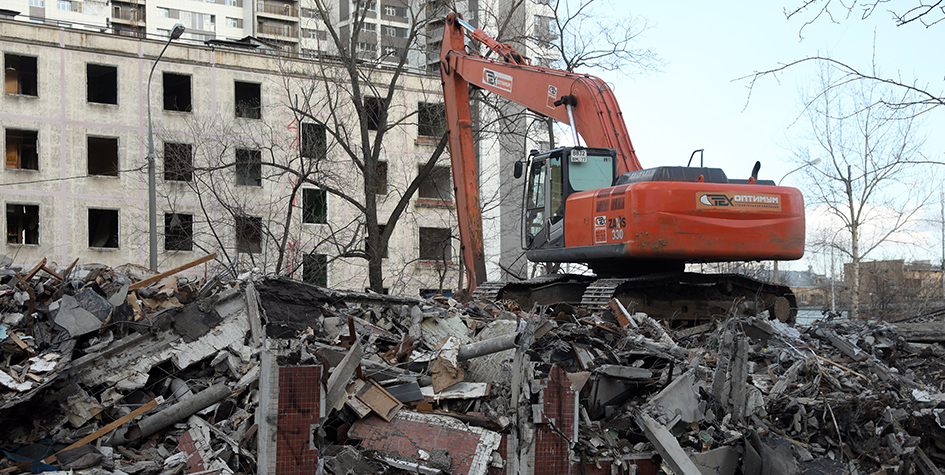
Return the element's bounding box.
[571,1,944,273]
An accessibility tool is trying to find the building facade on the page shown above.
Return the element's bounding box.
[1,0,562,293]
[843,259,945,319]
[1,18,472,296]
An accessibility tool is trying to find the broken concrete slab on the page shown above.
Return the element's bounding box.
[55,293,104,337]
[635,413,702,475]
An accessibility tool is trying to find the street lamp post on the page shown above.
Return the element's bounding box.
[147,24,185,271]
[773,158,822,283]
[778,158,822,186]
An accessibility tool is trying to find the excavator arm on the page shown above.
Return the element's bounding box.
[440,13,642,292]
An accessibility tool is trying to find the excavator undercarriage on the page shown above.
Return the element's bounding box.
[473,273,797,327]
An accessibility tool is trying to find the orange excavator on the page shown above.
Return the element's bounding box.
[440,13,805,324]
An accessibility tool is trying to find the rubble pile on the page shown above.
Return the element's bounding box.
[1,256,945,474]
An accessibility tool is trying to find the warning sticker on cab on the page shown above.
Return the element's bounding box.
[482,68,513,93]
[594,216,607,243]
[697,192,782,211]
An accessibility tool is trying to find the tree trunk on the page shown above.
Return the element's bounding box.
[851,226,860,320]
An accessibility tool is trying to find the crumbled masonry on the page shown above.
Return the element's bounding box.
[1,255,945,474]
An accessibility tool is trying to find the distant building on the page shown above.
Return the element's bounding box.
[772,269,830,308]
[843,259,945,318]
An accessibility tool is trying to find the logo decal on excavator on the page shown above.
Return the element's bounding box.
[697,192,782,211]
[482,68,513,93]
[700,194,733,206]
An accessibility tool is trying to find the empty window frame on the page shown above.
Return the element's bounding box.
[418,165,451,200]
[88,136,119,176]
[235,215,262,253]
[364,96,386,131]
[164,213,193,251]
[164,142,193,181]
[375,161,388,195]
[4,54,38,96]
[302,188,327,224]
[6,204,39,245]
[88,208,119,248]
[234,148,262,186]
[163,72,192,112]
[234,81,261,119]
[300,122,327,159]
[418,227,451,262]
[5,129,39,170]
[417,102,446,137]
[302,253,328,286]
[87,64,118,104]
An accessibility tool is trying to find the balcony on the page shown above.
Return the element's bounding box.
[111,6,145,25]
[257,22,299,41]
[257,2,298,19]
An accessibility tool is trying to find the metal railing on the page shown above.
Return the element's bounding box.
[257,23,298,37]
[257,3,297,17]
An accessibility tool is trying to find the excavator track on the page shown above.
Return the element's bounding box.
[479,272,797,326]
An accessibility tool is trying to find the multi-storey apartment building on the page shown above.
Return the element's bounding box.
[1,17,469,296]
[1,0,561,293]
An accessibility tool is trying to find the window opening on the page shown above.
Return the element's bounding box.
[88,208,119,248]
[4,54,38,96]
[418,165,451,201]
[302,188,327,224]
[164,213,193,251]
[163,72,192,112]
[302,253,328,286]
[6,204,39,245]
[87,64,117,104]
[419,227,451,262]
[5,129,39,170]
[88,136,119,176]
[417,102,445,137]
[235,81,261,119]
[164,142,193,181]
[235,148,262,186]
[300,122,327,159]
[235,215,262,253]
[364,96,386,130]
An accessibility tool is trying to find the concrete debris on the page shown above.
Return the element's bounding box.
[2,257,945,474]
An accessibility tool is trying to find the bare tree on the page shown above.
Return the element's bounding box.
[743,1,944,119]
[795,65,933,319]
[545,0,662,72]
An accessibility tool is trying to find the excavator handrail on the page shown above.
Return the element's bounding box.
[439,12,642,293]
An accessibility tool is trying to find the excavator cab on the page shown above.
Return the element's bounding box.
[520,146,617,250]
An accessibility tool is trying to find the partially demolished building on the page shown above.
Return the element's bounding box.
[2,255,945,474]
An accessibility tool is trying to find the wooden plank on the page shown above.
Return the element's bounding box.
[21,258,46,281]
[355,380,402,422]
[40,265,63,282]
[8,332,36,355]
[61,258,79,281]
[810,352,869,381]
[129,253,216,290]
[43,398,158,464]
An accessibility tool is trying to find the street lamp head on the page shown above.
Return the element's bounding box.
[808,158,822,166]
[170,24,185,40]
